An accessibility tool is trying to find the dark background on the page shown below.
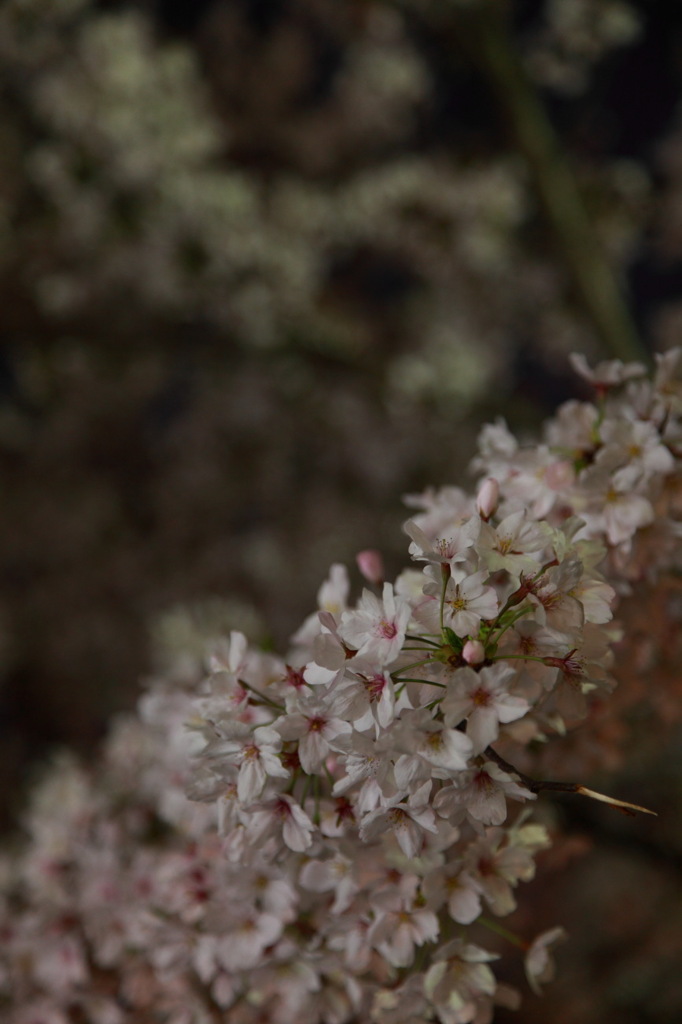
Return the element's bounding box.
[1,3,682,1019]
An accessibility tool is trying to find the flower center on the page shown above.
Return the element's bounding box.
[363,673,386,701]
[426,731,444,750]
[377,619,397,639]
[477,856,495,877]
[284,665,306,689]
[520,635,536,655]
[473,770,494,793]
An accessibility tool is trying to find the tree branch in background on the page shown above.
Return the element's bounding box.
[408,0,649,365]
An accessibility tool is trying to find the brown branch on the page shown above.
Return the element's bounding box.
[484,746,656,817]
[397,0,649,365]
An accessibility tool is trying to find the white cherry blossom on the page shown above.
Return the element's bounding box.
[477,510,552,575]
[276,689,352,774]
[441,664,530,752]
[368,888,439,968]
[524,926,567,995]
[422,565,499,636]
[434,762,534,827]
[359,783,438,858]
[423,861,483,924]
[424,939,498,1024]
[196,721,289,803]
[332,666,398,731]
[569,352,647,389]
[331,729,396,800]
[338,582,412,665]
[299,851,358,915]
[404,515,479,567]
[216,906,284,971]
[392,708,473,787]
[245,793,316,852]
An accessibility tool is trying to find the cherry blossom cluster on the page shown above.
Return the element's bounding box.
[1,351,678,1024]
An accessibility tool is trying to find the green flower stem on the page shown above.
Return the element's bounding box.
[312,775,322,826]
[439,563,449,635]
[238,679,285,711]
[394,656,435,674]
[488,605,533,644]
[393,676,447,688]
[405,634,441,647]
[477,914,529,951]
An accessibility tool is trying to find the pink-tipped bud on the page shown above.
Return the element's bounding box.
[462,639,486,665]
[356,549,384,586]
[476,477,499,520]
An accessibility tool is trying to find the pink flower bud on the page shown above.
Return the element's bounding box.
[476,477,499,520]
[462,639,486,665]
[356,549,384,586]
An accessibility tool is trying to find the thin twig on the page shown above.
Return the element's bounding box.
[484,745,656,816]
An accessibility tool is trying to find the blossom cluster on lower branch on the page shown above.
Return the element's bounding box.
[1,351,679,1023]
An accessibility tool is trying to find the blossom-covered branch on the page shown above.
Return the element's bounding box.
[1,351,679,1023]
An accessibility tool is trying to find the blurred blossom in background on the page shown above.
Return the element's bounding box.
[1,1,682,1019]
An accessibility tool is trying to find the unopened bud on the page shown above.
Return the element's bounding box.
[462,639,486,665]
[356,549,384,586]
[476,477,499,520]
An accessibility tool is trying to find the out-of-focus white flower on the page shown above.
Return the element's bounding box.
[197,722,289,803]
[356,549,385,585]
[359,783,438,858]
[570,352,646,389]
[424,939,498,1024]
[476,477,499,520]
[368,887,439,968]
[245,793,316,853]
[423,862,483,925]
[292,564,350,648]
[524,926,567,994]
